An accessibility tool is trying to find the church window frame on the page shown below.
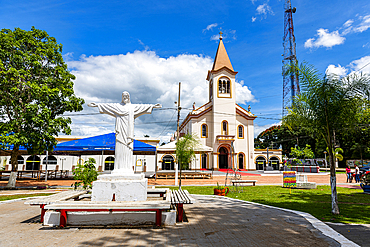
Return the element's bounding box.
[221,120,229,135]
[201,124,208,138]
[238,125,244,139]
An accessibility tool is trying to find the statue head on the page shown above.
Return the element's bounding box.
[122,91,131,104]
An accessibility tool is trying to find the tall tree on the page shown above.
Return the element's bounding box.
[283,63,370,214]
[0,27,84,188]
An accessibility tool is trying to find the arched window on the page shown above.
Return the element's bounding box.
[238,153,244,169]
[255,156,266,171]
[26,155,41,171]
[43,155,58,165]
[201,124,208,138]
[218,78,230,95]
[222,120,228,135]
[238,125,244,139]
[105,156,115,171]
[209,80,213,100]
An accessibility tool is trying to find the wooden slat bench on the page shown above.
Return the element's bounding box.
[25,190,88,223]
[44,200,172,227]
[231,180,257,186]
[170,189,194,222]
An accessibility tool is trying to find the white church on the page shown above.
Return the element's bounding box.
[156,35,282,171]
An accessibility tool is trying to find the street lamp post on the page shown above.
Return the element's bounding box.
[324,151,327,172]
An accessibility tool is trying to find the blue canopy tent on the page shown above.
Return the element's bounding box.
[54,133,156,153]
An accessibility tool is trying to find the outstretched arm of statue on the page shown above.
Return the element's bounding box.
[153,103,162,109]
[88,102,98,107]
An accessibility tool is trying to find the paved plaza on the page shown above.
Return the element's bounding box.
[0,173,366,246]
[0,193,359,247]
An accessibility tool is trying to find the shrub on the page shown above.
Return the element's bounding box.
[72,158,99,189]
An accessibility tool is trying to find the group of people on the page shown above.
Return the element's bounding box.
[346,165,361,183]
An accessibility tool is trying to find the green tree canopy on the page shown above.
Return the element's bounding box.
[283,62,370,214]
[0,27,84,186]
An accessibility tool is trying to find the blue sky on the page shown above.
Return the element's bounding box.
[2,0,370,141]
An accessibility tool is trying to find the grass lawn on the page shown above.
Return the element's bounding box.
[0,193,53,201]
[181,185,370,224]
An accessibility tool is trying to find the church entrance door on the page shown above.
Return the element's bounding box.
[218,147,229,169]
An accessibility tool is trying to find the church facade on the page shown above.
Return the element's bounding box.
[174,35,282,171]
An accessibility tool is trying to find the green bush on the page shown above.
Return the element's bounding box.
[72,158,99,189]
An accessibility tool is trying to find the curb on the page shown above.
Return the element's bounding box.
[0,195,55,205]
[196,194,359,247]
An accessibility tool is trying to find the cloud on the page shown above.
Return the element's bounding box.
[203,23,218,33]
[252,17,256,22]
[349,55,370,74]
[353,15,370,33]
[256,3,273,15]
[250,0,258,4]
[210,34,219,41]
[67,50,255,141]
[325,64,348,77]
[307,15,370,49]
[304,28,345,49]
[235,80,256,104]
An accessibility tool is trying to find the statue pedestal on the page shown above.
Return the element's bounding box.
[91,173,147,202]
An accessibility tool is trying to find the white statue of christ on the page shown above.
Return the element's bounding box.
[88,91,161,175]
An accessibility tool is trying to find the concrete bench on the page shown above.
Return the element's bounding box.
[44,199,172,227]
[170,189,194,222]
[231,180,257,186]
[25,190,88,223]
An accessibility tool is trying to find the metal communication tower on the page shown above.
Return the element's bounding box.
[282,0,300,117]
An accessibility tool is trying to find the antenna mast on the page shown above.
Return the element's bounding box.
[282,0,300,117]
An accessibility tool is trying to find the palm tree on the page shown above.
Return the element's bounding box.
[175,133,199,189]
[283,62,370,214]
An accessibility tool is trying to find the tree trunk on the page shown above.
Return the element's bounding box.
[6,146,19,189]
[329,148,340,214]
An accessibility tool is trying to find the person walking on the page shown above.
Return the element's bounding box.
[355,164,360,183]
[346,165,352,183]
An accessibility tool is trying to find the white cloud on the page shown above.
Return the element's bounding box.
[203,23,218,33]
[325,64,348,77]
[256,3,274,17]
[67,50,255,141]
[349,55,370,74]
[304,28,345,49]
[343,19,354,28]
[353,15,370,33]
[252,17,256,22]
[210,34,219,41]
[250,0,257,4]
[235,80,256,104]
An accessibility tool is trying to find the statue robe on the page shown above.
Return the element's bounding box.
[96,102,155,174]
